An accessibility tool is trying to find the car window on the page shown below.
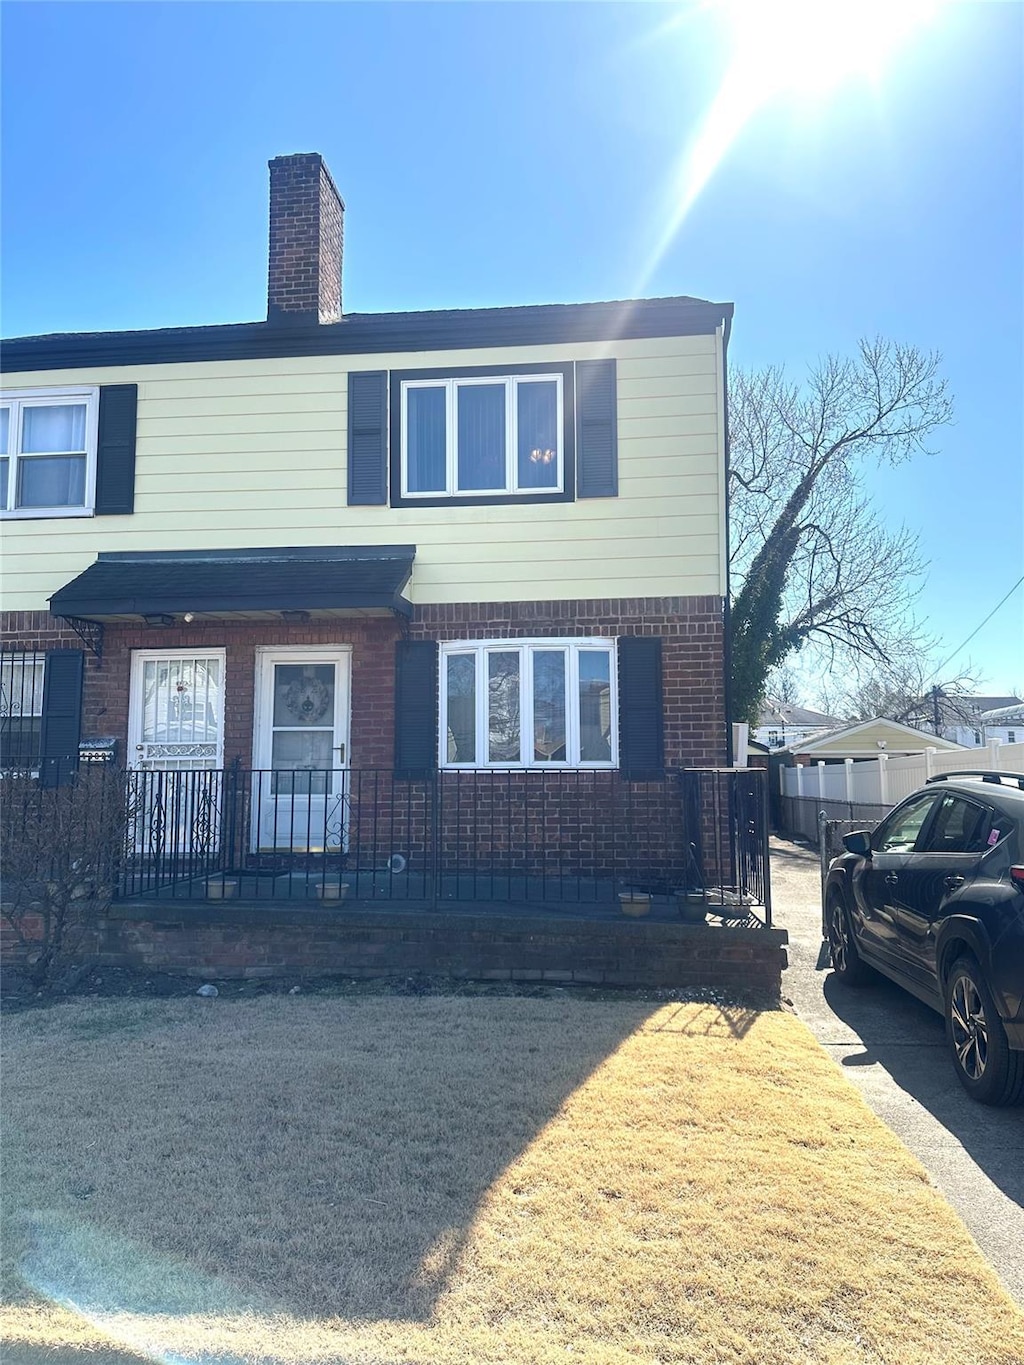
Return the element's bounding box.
[978,811,1015,852]
[873,795,937,853]
[919,795,987,854]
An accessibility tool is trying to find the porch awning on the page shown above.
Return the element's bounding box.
[49,545,416,622]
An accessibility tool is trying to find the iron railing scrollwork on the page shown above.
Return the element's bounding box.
[3,761,774,920]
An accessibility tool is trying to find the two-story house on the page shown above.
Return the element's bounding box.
[1,152,733,906]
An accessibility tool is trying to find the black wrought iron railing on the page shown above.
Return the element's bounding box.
[679,768,773,926]
[1,762,773,920]
[119,766,694,907]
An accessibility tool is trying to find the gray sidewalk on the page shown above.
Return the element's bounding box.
[771,837,1024,1309]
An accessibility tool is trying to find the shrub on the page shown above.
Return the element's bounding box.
[1,767,130,987]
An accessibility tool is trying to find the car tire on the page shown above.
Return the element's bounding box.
[944,954,1024,1107]
[827,893,868,986]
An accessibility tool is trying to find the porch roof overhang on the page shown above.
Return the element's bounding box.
[49,545,416,623]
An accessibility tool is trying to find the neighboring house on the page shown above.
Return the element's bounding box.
[753,700,843,752]
[0,153,734,897]
[894,692,1023,747]
[777,717,964,767]
[939,696,1022,747]
[974,702,1024,748]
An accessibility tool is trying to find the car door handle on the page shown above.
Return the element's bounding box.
[944,874,965,891]
[884,873,899,886]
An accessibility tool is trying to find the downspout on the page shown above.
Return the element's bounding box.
[720,309,734,767]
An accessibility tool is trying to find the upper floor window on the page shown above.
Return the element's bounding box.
[0,388,99,518]
[390,363,575,508]
[402,374,562,499]
[441,639,616,769]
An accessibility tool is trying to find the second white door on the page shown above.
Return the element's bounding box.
[253,649,351,851]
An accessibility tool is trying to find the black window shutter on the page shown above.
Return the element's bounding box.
[394,640,439,779]
[39,650,84,788]
[94,384,138,515]
[618,637,664,779]
[576,358,618,497]
[348,370,388,505]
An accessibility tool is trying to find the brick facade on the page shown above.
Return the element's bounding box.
[412,596,726,769]
[2,595,726,772]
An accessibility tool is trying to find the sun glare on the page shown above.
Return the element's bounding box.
[725,0,938,95]
[634,0,939,293]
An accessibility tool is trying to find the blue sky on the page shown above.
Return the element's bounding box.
[2,1,1021,698]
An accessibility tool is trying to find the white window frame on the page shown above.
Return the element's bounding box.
[400,373,564,499]
[439,638,617,771]
[0,386,100,519]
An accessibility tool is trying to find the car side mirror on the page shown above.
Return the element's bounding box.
[843,830,873,857]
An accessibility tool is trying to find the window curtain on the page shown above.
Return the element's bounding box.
[457,384,505,490]
[407,387,447,492]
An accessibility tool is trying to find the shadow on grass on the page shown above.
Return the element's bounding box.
[3,994,694,1338]
[1,1344,154,1365]
[644,1000,761,1039]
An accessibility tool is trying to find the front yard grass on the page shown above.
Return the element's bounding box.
[2,992,1022,1364]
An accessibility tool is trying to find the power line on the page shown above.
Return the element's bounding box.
[931,574,1024,680]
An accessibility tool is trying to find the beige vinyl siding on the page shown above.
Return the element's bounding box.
[1,333,726,611]
[799,720,964,758]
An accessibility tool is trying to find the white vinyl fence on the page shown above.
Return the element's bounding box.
[780,741,1024,806]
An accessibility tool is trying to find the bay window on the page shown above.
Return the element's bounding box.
[440,640,616,769]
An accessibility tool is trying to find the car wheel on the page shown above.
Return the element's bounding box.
[944,955,1024,1107]
[827,893,868,986]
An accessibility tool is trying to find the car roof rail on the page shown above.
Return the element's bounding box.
[926,770,1024,789]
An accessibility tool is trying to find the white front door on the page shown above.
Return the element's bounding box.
[128,650,226,856]
[253,649,351,851]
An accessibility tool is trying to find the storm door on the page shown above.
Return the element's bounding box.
[128,650,225,856]
[253,650,350,851]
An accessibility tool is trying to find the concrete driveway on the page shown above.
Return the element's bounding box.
[771,837,1024,1308]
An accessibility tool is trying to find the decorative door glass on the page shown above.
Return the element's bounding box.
[254,654,349,852]
[270,664,337,795]
[135,654,223,770]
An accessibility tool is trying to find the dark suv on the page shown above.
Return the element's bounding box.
[824,772,1024,1106]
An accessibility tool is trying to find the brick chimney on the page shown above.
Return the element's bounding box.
[267,153,344,325]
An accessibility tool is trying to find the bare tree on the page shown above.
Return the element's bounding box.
[0,767,130,988]
[729,339,953,724]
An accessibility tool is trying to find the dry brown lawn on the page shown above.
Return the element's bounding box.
[1,992,1022,1365]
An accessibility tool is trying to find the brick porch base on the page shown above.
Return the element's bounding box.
[4,903,787,995]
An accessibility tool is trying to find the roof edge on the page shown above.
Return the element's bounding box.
[1,296,734,374]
